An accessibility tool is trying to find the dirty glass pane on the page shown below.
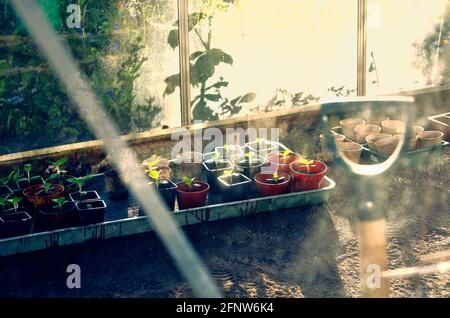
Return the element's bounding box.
[0,0,180,155]
[176,0,357,122]
[366,0,449,94]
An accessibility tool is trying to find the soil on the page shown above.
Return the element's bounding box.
[0,151,448,298]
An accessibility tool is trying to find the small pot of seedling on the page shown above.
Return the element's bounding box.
[290,159,327,191]
[217,169,252,203]
[202,153,234,194]
[76,200,107,225]
[0,196,10,214]
[245,138,277,157]
[215,144,244,161]
[16,164,44,190]
[68,175,99,202]
[0,197,33,238]
[177,151,203,180]
[254,172,291,197]
[145,158,172,182]
[266,149,301,174]
[23,174,64,209]
[0,176,13,197]
[148,169,177,211]
[233,151,267,193]
[176,177,210,209]
[47,157,77,194]
[38,197,78,230]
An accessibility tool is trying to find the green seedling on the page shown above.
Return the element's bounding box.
[223,169,234,184]
[24,163,33,183]
[42,173,58,194]
[244,151,255,166]
[297,159,315,173]
[148,169,168,189]
[276,149,291,164]
[47,157,69,178]
[0,196,9,210]
[67,175,93,199]
[182,176,197,188]
[210,152,220,169]
[52,197,68,212]
[7,197,22,213]
[270,172,284,184]
[0,169,18,187]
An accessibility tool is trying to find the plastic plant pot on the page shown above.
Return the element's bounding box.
[38,201,78,230]
[365,134,392,151]
[337,142,363,163]
[16,176,44,190]
[0,185,13,197]
[76,200,107,225]
[266,151,301,174]
[245,139,277,157]
[254,172,291,197]
[150,180,177,211]
[177,151,203,180]
[60,175,77,195]
[418,130,444,148]
[69,190,100,202]
[176,181,210,210]
[232,155,267,193]
[290,160,327,191]
[23,184,65,209]
[217,173,251,203]
[202,159,234,194]
[339,118,365,140]
[354,123,381,144]
[104,169,129,201]
[0,211,33,239]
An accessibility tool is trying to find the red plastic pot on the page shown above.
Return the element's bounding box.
[254,172,291,197]
[266,152,301,173]
[23,184,65,209]
[176,181,210,210]
[290,160,327,191]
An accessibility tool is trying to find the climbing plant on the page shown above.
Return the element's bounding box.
[163,0,256,121]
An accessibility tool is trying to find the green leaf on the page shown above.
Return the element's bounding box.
[209,81,229,89]
[368,62,375,73]
[163,74,181,96]
[190,51,204,60]
[205,94,221,102]
[54,157,69,167]
[239,92,256,103]
[230,96,242,106]
[168,29,179,49]
[148,169,160,180]
[188,12,206,31]
[24,164,32,173]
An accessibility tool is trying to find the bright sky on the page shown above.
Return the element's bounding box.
[151,0,448,126]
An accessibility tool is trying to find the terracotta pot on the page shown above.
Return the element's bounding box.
[254,172,291,196]
[393,134,418,151]
[418,130,444,148]
[319,133,345,161]
[340,118,366,140]
[354,124,381,143]
[337,142,363,163]
[266,152,301,174]
[177,151,203,180]
[176,181,209,209]
[290,160,327,191]
[23,184,65,209]
[375,137,399,155]
[381,119,405,135]
[366,116,389,127]
[366,134,392,151]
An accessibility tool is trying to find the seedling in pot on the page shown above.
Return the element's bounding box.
[268,172,286,184]
[296,159,316,174]
[17,164,43,189]
[182,176,200,190]
[7,197,22,213]
[47,158,69,181]
[52,197,69,212]
[279,149,292,164]
[42,173,59,194]
[67,175,95,201]
[244,151,255,166]
[223,169,235,184]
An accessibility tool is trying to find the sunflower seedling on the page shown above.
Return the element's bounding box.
[52,197,69,212]
[7,197,22,213]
